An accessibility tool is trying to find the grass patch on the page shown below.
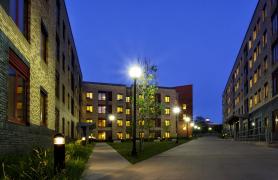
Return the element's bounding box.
[108,138,192,164]
[0,143,94,180]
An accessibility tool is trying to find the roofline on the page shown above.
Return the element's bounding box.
[83,81,192,90]
[223,0,260,93]
[83,81,127,87]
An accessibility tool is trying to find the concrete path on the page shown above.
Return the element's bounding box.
[81,143,131,180]
[99,137,278,180]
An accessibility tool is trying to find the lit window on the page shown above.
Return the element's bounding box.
[165,132,170,138]
[254,71,258,84]
[117,106,123,113]
[126,108,131,115]
[165,108,170,115]
[86,92,93,99]
[182,104,187,110]
[7,50,29,125]
[139,120,144,126]
[263,31,267,47]
[117,119,123,127]
[86,119,93,123]
[165,120,170,126]
[117,132,123,140]
[86,105,93,112]
[164,96,170,103]
[126,133,130,139]
[254,93,258,105]
[117,94,123,101]
[249,58,253,69]
[98,92,106,101]
[126,96,130,103]
[98,120,106,127]
[126,121,131,127]
[249,97,253,110]
[98,131,106,140]
[249,78,253,89]
[139,132,144,138]
[98,106,106,114]
[264,83,269,98]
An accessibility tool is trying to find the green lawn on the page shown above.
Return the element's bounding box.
[1,142,94,180]
[108,138,192,164]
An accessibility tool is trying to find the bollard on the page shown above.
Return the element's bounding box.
[53,133,65,173]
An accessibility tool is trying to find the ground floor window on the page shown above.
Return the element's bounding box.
[164,132,170,138]
[98,131,106,140]
[40,88,47,127]
[117,132,123,140]
[8,49,29,125]
[126,133,130,139]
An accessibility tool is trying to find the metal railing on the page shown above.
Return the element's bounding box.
[235,127,273,143]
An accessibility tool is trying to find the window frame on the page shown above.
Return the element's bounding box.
[8,49,30,125]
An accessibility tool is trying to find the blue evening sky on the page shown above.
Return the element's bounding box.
[65,0,258,123]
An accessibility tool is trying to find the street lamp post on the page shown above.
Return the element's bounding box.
[173,106,181,144]
[184,116,191,138]
[129,65,142,156]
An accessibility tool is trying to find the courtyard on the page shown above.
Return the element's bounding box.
[83,137,278,180]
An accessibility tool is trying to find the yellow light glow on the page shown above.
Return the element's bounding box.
[82,137,86,141]
[190,122,195,127]
[172,106,181,114]
[54,137,65,145]
[108,114,116,121]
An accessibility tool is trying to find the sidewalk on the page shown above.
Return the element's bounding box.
[81,143,131,180]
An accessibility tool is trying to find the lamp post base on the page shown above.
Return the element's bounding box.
[131,149,137,156]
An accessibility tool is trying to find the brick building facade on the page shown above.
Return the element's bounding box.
[222,0,278,140]
[0,0,82,154]
[82,82,193,141]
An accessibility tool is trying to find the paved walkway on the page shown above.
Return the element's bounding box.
[99,137,278,180]
[81,143,131,180]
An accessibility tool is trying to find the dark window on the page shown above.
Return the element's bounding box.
[62,53,65,71]
[41,22,48,62]
[40,88,47,127]
[71,121,74,139]
[273,42,278,63]
[56,34,60,62]
[8,49,29,125]
[71,72,74,92]
[63,21,66,40]
[273,69,278,96]
[56,0,60,26]
[62,84,65,103]
[71,98,74,115]
[55,71,60,99]
[272,13,278,35]
[55,109,59,132]
[62,118,65,134]
[1,0,29,39]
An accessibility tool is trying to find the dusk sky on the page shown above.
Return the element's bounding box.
[65,0,258,123]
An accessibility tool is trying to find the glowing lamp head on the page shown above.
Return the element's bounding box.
[252,122,255,127]
[197,126,201,130]
[129,65,142,79]
[108,114,116,121]
[184,117,191,122]
[190,122,195,127]
[173,106,181,114]
[208,127,212,131]
[82,137,86,141]
[54,133,65,145]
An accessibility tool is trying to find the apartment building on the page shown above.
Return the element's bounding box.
[222,0,278,140]
[0,0,82,154]
[82,82,193,141]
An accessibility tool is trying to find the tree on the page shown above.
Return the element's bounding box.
[136,58,163,151]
